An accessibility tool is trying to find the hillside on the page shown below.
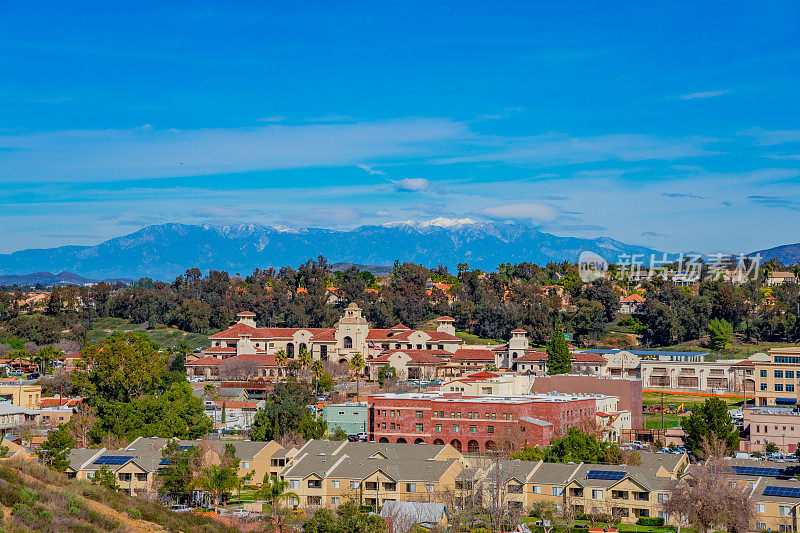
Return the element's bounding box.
[753,242,800,264]
[0,460,237,533]
[0,220,664,281]
[0,271,134,287]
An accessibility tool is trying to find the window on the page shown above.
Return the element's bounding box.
[470,425,477,433]
[289,479,300,489]
[780,526,793,533]
[136,473,147,482]
[755,503,765,513]
[436,424,442,432]
[761,383,768,391]
[532,485,541,494]
[350,481,360,490]
[776,384,784,392]
[658,493,669,503]
[307,480,322,488]
[416,411,423,419]
[487,426,494,434]
[382,423,386,429]
[758,523,767,531]
[780,506,792,517]
[391,423,395,430]
[485,413,491,419]
[492,413,497,419]
[552,487,564,496]
[406,483,416,493]
[592,489,603,499]
[344,336,353,349]
[776,370,784,378]
[331,497,340,505]
[332,480,340,488]
[416,423,423,432]
[87,472,95,479]
[241,461,250,469]
[658,511,670,521]
[468,412,473,419]
[788,371,795,379]
[789,385,796,392]
[119,473,131,482]
[761,370,768,377]
[453,425,460,433]
[426,484,435,493]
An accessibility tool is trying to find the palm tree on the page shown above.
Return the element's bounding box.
[311,359,325,397]
[350,352,365,402]
[298,348,311,375]
[274,349,287,377]
[192,464,239,509]
[257,473,298,507]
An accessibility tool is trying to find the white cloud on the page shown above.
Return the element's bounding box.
[357,164,385,175]
[393,178,431,192]
[741,128,800,146]
[479,202,559,223]
[0,118,467,182]
[677,90,730,100]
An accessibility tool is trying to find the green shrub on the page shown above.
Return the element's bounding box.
[127,508,142,519]
[637,517,665,526]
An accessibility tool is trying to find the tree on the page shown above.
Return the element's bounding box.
[68,402,97,447]
[330,427,348,440]
[34,345,62,374]
[250,382,325,441]
[81,332,167,402]
[204,383,219,430]
[666,454,753,533]
[545,325,571,375]
[257,473,298,507]
[298,348,312,374]
[193,463,239,508]
[311,359,325,396]
[275,349,287,370]
[158,440,199,500]
[93,464,120,490]
[41,425,76,472]
[350,353,365,401]
[765,441,780,454]
[706,318,733,350]
[680,397,739,457]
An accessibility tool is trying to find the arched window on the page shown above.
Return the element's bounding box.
[485,440,496,451]
[396,438,407,444]
[344,336,353,349]
[379,437,389,443]
[287,343,295,357]
[433,439,444,446]
[299,343,307,353]
[467,440,480,453]
[414,438,425,444]
[450,439,462,452]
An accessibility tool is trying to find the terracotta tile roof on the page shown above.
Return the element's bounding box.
[186,356,224,366]
[572,353,608,363]
[511,328,526,333]
[366,328,459,342]
[732,359,755,366]
[437,316,455,321]
[391,324,411,330]
[208,323,263,339]
[370,350,450,364]
[311,329,336,342]
[518,351,548,362]
[213,400,261,409]
[236,311,256,316]
[203,346,237,354]
[620,294,646,303]
[452,348,496,362]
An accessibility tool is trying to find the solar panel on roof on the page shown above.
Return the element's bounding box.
[587,470,626,480]
[763,486,800,498]
[159,459,171,465]
[179,445,193,450]
[732,466,785,477]
[93,455,132,465]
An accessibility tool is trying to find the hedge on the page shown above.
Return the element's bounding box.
[637,517,665,526]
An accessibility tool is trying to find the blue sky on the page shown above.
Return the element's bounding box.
[1,1,799,255]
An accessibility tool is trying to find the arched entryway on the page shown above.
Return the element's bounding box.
[433,439,444,445]
[485,440,496,452]
[414,438,425,444]
[467,440,480,453]
[379,437,389,443]
[450,439,462,452]
[286,343,295,358]
[396,438,407,444]
[338,357,349,365]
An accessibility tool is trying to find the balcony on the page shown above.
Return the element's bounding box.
[634,492,649,501]
[508,485,523,494]
[612,491,629,500]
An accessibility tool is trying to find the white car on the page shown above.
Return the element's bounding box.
[171,504,191,513]
[232,508,249,518]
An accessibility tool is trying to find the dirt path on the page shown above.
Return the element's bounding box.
[16,470,165,533]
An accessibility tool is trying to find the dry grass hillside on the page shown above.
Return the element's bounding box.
[0,459,238,533]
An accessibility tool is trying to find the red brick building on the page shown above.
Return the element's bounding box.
[368,392,596,453]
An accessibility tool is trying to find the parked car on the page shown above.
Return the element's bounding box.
[232,508,249,518]
[357,432,368,441]
[171,504,191,513]
[347,435,360,442]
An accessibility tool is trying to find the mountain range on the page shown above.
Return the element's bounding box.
[0,219,667,281]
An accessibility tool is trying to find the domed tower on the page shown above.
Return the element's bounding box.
[334,302,369,358]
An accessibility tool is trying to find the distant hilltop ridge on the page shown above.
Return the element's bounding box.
[0,219,664,281]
